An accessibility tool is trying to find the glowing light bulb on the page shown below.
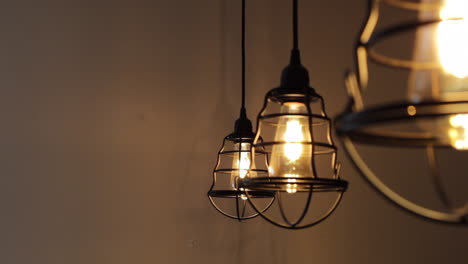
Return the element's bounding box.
[285,177,298,194]
[438,0,468,78]
[410,0,468,150]
[448,114,468,149]
[268,102,314,193]
[238,150,251,179]
[231,142,253,200]
[284,120,304,161]
[438,0,468,149]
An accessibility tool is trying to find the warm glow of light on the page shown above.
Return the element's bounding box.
[407,105,417,116]
[238,151,250,179]
[231,142,252,179]
[268,102,314,193]
[231,142,254,198]
[284,120,304,161]
[240,190,248,201]
[285,176,298,194]
[239,151,249,200]
[437,0,468,78]
[448,114,468,149]
[436,1,468,149]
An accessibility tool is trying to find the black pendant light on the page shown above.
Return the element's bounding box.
[335,0,468,224]
[240,0,348,229]
[207,0,275,221]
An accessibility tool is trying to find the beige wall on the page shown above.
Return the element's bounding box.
[0,1,466,263]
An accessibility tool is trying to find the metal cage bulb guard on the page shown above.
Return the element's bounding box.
[207,0,275,221]
[208,110,275,220]
[240,0,348,229]
[335,0,468,225]
[240,82,348,229]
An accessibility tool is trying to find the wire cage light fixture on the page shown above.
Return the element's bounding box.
[335,0,468,224]
[207,0,275,221]
[240,0,348,229]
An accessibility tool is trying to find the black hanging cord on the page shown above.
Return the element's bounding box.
[281,0,307,88]
[289,0,301,66]
[241,0,246,112]
[293,0,298,50]
[233,0,252,135]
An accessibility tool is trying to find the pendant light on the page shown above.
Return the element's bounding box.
[240,0,348,229]
[335,0,468,224]
[207,0,275,221]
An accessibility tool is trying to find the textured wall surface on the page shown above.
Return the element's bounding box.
[0,1,466,264]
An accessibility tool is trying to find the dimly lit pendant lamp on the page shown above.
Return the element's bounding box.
[336,0,468,224]
[207,0,275,221]
[240,0,348,229]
